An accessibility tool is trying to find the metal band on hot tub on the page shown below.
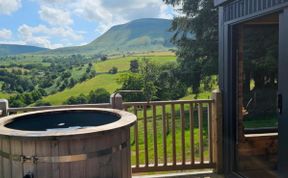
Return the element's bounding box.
[0,141,128,164]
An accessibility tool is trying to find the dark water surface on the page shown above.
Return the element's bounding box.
[5,111,120,131]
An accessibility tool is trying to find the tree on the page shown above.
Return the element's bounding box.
[100,55,108,61]
[31,90,42,101]
[68,78,76,88]
[117,73,145,102]
[88,88,110,103]
[164,0,218,94]
[61,71,71,79]
[140,58,159,101]
[243,26,278,90]
[34,100,51,106]
[59,83,67,91]
[156,63,187,100]
[130,60,139,73]
[64,96,77,105]
[38,88,47,96]
[86,67,91,73]
[80,73,89,82]
[90,70,97,78]
[109,67,118,74]
[10,99,25,107]
[77,94,88,104]
[64,94,88,105]
[23,93,33,105]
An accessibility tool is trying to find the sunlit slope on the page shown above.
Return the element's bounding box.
[42,54,176,105]
[41,18,175,56]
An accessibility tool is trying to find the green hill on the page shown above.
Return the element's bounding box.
[0,44,48,57]
[42,54,176,105]
[42,18,175,56]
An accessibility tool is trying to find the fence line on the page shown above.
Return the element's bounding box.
[0,91,222,174]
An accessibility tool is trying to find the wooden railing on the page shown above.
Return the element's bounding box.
[0,91,223,174]
[123,99,217,173]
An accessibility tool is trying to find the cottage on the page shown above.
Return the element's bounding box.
[215,0,288,177]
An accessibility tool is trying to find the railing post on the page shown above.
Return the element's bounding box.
[0,99,9,117]
[110,93,123,109]
[212,90,223,173]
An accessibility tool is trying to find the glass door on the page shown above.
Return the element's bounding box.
[234,13,279,178]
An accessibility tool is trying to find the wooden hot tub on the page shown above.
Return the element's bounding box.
[0,108,136,178]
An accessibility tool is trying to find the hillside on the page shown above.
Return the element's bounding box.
[0,44,48,56]
[42,18,175,56]
[42,53,176,105]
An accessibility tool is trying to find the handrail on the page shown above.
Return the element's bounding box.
[0,94,220,174]
[123,99,213,106]
[123,99,217,173]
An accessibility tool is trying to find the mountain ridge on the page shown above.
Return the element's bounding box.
[42,18,175,56]
[0,44,48,57]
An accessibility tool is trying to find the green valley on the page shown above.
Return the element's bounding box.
[42,53,177,105]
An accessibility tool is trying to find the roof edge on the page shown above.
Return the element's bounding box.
[214,0,230,6]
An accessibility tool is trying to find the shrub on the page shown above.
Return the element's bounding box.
[108,67,118,74]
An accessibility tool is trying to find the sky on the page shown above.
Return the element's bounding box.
[0,0,176,49]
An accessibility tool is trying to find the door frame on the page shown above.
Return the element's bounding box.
[219,7,288,178]
[277,7,288,177]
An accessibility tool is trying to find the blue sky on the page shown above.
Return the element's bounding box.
[0,0,175,49]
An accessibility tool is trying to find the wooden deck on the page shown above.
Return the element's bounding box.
[133,170,223,178]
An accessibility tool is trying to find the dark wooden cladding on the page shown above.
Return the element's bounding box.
[215,0,229,6]
[223,0,288,22]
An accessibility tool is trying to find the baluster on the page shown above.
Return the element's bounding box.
[152,105,158,167]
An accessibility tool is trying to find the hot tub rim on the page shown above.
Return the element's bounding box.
[0,108,136,138]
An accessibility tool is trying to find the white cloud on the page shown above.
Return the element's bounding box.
[23,36,52,48]
[39,6,73,27]
[34,0,175,35]
[73,0,174,33]
[18,24,83,48]
[74,0,114,23]
[159,4,174,19]
[0,40,24,45]
[0,29,12,39]
[0,0,21,15]
[2,0,175,48]
[18,24,82,41]
[39,0,77,4]
[16,34,63,49]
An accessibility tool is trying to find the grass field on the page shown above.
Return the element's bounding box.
[42,54,176,105]
[95,55,176,73]
[0,92,14,99]
[128,105,210,165]
[132,51,176,56]
[42,74,121,105]
[0,55,50,66]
